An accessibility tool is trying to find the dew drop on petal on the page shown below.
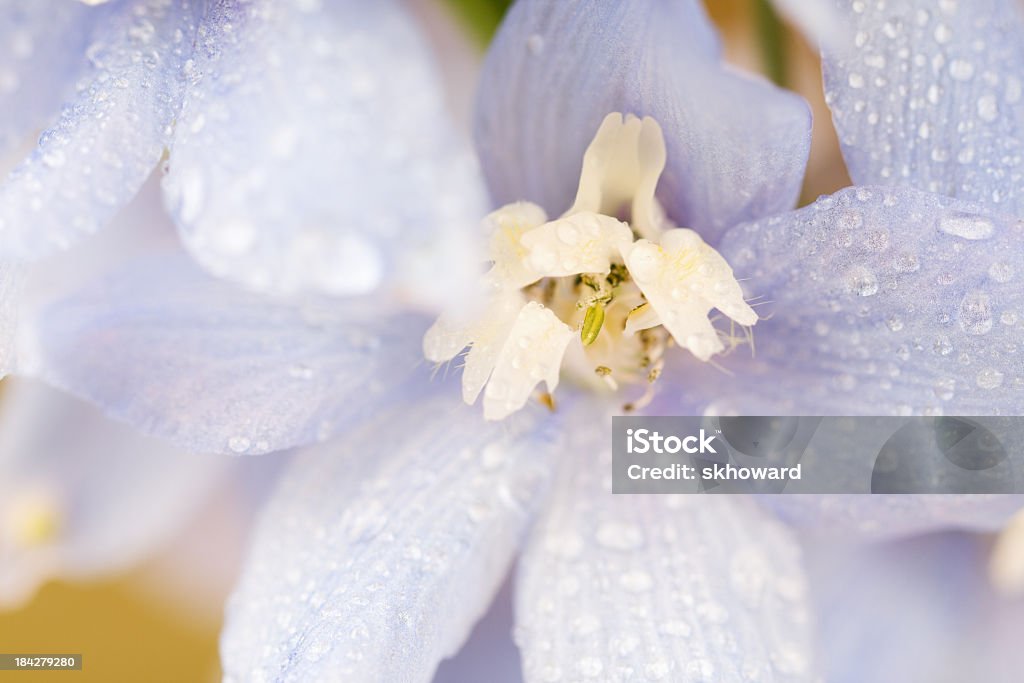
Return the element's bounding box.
[845,265,879,296]
[938,213,994,240]
[977,368,1004,389]
[958,290,994,335]
[595,521,644,551]
[988,261,1015,283]
[933,377,956,401]
[228,436,251,453]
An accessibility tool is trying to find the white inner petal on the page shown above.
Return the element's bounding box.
[423,287,527,405]
[521,212,632,278]
[485,201,548,288]
[483,302,572,421]
[622,228,757,361]
[570,112,667,239]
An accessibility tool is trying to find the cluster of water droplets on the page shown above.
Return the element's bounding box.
[220,396,557,681]
[0,0,199,260]
[164,0,485,299]
[720,186,1024,415]
[824,0,1024,216]
[515,422,811,682]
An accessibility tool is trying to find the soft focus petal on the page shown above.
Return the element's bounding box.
[476,0,811,243]
[0,1,93,158]
[0,263,19,377]
[433,580,522,683]
[164,0,486,302]
[769,0,846,50]
[763,494,1024,541]
[821,0,1024,215]
[33,254,426,455]
[515,399,813,682]
[220,392,560,682]
[806,532,1024,683]
[714,186,1024,415]
[0,0,198,259]
[15,171,179,375]
[0,378,226,608]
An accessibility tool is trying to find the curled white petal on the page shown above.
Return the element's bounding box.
[571,112,668,239]
[423,288,526,405]
[485,201,548,288]
[623,228,756,361]
[521,212,632,278]
[484,302,572,421]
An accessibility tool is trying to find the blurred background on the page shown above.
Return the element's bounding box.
[0,0,912,681]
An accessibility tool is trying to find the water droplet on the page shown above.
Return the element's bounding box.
[595,521,644,551]
[696,600,728,624]
[287,363,313,379]
[480,443,505,470]
[577,657,603,678]
[845,266,879,296]
[834,374,857,391]
[848,73,865,88]
[949,59,975,81]
[659,620,692,637]
[620,570,653,593]
[988,261,1014,283]
[933,377,956,401]
[886,315,904,332]
[527,34,545,55]
[228,436,251,453]
[539,664,562,682]
[644,660,670,681]
[976,368,1004,389]
[958,290,993,335]
[977,94,999,122]
[41,149,66,168]
[556,221,580,245]
[933,336,953,355]
[685,659,716,682]
[571,613,600,636]
[938,213,994,240]
[893,252,920,273]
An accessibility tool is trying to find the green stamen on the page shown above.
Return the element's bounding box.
[581,304,606,346]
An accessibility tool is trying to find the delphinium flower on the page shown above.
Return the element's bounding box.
[4,1,1024,682]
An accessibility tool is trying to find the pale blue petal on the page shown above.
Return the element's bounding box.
[433,581,522,683]
[514,398,814,683]
[711,186,1024,415]
[220,393,560,682]
[0,262,19,377]
[806,532,1024,683]
[0,1,94,157]
[0,0,199,260]
[821,0,1024,215]
[32,254,426,455]
[163,0,487,301]
[475,0,811,243]
[0,378,227,607]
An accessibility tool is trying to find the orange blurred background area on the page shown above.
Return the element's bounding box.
[0,574,220,683]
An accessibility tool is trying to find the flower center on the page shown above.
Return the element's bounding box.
[424,113,757,420]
